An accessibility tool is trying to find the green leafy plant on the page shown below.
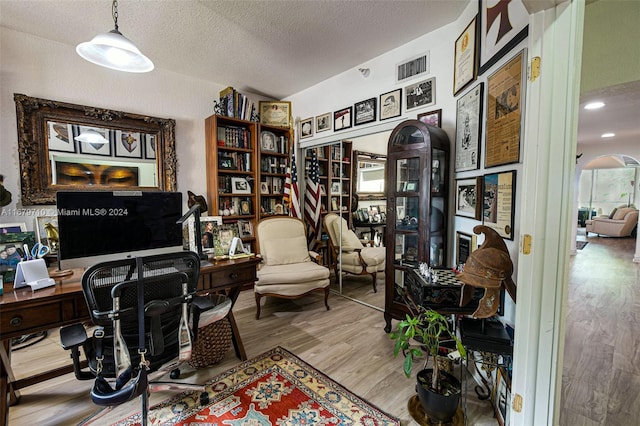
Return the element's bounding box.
[389,294,466,393]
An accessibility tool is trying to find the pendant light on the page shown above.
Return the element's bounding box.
[76,0,154,73]
[74,129,110,145]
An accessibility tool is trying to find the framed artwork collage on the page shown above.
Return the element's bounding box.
[452,0,528,251]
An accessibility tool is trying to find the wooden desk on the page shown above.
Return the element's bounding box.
[0,256,260,426]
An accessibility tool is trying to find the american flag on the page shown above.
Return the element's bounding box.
[285,152,302,219]
[304,149,322,243]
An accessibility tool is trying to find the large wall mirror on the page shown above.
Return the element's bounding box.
[15,94,177,205]
[353,150,386,201]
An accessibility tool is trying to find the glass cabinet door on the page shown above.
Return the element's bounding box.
[384,120,450,332]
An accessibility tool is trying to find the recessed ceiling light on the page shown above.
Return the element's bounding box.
[584,101,605,110]
[601,132,615,138]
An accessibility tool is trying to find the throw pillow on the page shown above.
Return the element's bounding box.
[608,208,617,219]
[612,208,630,221]
[264,235,310,266]
[332,217,364,252]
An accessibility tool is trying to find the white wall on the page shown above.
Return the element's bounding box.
[0,27,255,224]
[287,2,522,324]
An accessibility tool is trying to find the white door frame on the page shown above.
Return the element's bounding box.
[510,2,584,425]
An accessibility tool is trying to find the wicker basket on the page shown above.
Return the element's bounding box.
[189,316,233,368]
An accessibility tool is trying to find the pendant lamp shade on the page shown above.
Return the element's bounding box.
[76,1,154,73]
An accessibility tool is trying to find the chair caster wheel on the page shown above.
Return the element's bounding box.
[200,392,210,405]
[170,368,180,379]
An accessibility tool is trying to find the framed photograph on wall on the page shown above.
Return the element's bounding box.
[479,0,528,74]
[379,89,402,120]
[417,109,442,128]
[316,113,331,132]
[485,50,526,168]
[259,101,291,128]
[453,16,478,95]
[455,177,482,220]
[354,98,377,126]
[483,170,516,240]
[405,77,435,111]
[455,231,477,267]
[455,83,483,172]
[333,107,352,131]
[492,367,511,426]
[300,117,313,139]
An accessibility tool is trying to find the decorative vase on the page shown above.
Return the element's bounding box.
[416,369,461,423]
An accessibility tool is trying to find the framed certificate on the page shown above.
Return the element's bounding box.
[259,101,291,128]
[453,17,477,95]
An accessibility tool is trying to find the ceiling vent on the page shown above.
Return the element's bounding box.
[396,52,430,83]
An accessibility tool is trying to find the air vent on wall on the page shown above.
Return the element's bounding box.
[396,52,430,83]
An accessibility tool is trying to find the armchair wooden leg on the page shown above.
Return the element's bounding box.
[371,272,377,293]
[324,287,330,311]
[255,293,262,320]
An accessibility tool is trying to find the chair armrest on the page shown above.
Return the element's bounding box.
[60,323,88,350]
[308,250,322,264]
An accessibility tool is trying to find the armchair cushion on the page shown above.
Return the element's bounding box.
[612,207,633,220]
[608,207,618,219]
[264,235,310,266]
[331,217,364,251]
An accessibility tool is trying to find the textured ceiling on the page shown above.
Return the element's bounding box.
[0,0,637,152]
[0,0,467,99]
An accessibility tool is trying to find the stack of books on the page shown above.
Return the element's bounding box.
[219,86,255,121]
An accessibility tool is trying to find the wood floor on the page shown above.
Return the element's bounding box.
[560,230,640,426]
[7,277,497,425]
[7,232,636,425]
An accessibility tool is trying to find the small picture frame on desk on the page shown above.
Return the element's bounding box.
[0,231,36,283]
[237,220,253,238]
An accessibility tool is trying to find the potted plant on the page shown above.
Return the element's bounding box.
[389,296,466,423]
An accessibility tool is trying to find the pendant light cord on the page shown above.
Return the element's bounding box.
[112,0,119,32]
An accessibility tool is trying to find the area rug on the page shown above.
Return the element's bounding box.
[112,346,400,425]
[576,241,588,250]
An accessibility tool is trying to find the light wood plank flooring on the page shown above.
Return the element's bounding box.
[8,277,498,425]
[560,231,640,426]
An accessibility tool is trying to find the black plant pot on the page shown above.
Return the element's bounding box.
[416,368,461,424]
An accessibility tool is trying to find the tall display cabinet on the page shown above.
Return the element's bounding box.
[383,120,450,332]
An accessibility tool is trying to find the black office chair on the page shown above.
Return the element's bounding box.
[60,251,214,425]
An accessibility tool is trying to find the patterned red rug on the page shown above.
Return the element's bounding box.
[113,346,400,425]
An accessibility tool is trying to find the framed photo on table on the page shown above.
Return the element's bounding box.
[479,0,528,74]
[259,101,291,128]
[333,107,352,131]
[455,83,483,172]
[455,177,482,220]
[455,231,477,267]
[485,50,525,168]
[379,89,402,120]
[483,170,516,240]
[34,215,58,249]
[453,16,477,95]
[417,109,442,128]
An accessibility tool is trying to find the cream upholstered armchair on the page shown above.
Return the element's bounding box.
[255,217,330,319]
[323,213,385,292]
